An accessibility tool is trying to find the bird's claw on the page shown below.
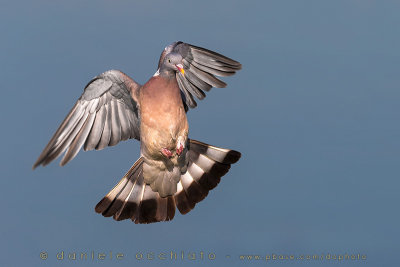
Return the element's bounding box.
[176,143,184,156]
[176,138,185,156]
[161,148,173,158]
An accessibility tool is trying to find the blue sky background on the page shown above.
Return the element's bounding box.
[0,0,399,266]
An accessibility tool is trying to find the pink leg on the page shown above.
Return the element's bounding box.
[161,148,173,158]
[176,137,185,156]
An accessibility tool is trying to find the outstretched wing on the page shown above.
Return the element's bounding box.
[158,42,242,110]
[33,70,141,168]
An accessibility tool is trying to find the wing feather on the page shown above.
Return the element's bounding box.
[117,101,131,141]
[33,70,142,168]
[96,103,112,150]
[84,105,106,151]
[164,42,241,111]
[109,99,122,147]
[60,112,96,166]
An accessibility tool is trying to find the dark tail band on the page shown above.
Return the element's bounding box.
[95,139,241,223]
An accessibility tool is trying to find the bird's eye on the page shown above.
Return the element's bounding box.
[168,59,171,63]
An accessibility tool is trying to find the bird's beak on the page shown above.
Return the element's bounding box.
[176,64,185,75]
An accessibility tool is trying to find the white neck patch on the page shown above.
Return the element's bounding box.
[153,69,160,77]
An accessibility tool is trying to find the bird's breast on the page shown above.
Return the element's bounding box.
[139,76,188,157]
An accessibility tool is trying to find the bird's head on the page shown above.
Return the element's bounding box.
[162,53,185,75]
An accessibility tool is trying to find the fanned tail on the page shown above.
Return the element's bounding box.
[95,139,240,223]
[95,158,176,224]
[174,139,241,214]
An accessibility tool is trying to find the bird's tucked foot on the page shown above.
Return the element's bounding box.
[161,148,173,158]
[176,137,185,156]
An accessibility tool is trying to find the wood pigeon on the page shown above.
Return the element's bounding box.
[33,41,242,223]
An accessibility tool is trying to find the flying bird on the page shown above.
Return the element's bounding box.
[33,41,242,223]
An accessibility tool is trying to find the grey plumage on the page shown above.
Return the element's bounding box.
[96,103,112,150]
[157,42,241,111]
[117,102,131,141]
[34,42,241,224]
[109,99,122,146]
[95,139,240,224]
[174,140,240,214]
[182,59,227,88]
[51,111,89,166]
[34,44,239,168]
[95,157,144,217]
[84,106,106,151]
[115,168,145,221]
[177,74,206,100]
[60,112,96,166]
[177,77,197,109]
[139,185,160,223]
[182,66,212,92]
[33,70,141,168]
[174,181,194,214]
